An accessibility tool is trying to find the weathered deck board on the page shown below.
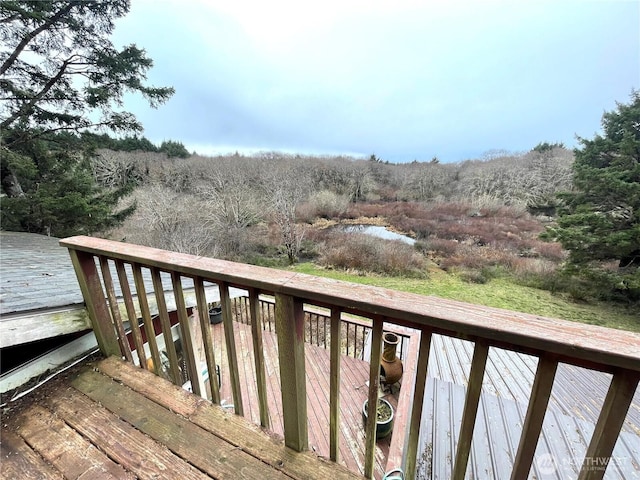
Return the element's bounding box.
[73,369,290,480]
[97,356,364,480]
[14,404,134,480]
[44,387,211,480]
[2,356,363,480]
[0,431,63,480]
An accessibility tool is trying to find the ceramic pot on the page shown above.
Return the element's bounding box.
[362,398,394,439]
[380,332,403,385]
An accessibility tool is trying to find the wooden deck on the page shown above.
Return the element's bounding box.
[200,320,397,478]
[1,356,363,480]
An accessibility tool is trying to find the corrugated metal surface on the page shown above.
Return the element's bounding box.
[416,334,640,479]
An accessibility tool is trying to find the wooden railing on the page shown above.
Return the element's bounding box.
[61,236,640,480]
[231,295,410,361]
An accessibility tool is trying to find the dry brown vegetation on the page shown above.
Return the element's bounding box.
[104,147,572,284]
[319,232,426,277]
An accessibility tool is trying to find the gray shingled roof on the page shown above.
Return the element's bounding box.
[0,231,84,315]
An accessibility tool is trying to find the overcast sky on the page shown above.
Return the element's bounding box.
[113,0,639,163]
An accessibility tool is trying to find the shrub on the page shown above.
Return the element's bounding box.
[298,190,349,222]
[459,269,490,284]
[319,233,426,277]
[415,238,460,258]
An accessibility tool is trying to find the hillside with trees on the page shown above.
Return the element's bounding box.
[1,1,637,319]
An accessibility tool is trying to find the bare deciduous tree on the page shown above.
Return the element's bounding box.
[263,159,312,263]
[129,185,216,256]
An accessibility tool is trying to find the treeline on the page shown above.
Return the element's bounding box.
[94,142,573,213]
[99,143,573,264]
[81,133,190,158]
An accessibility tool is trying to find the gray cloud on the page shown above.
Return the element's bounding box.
[113,1,640,162]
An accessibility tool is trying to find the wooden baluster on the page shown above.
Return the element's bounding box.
[115,260,147,369]
[364,317,384,479]
[329,307,342,462]
[194,277,220,404]
[346,324,351,357]
[98,256,132,362]
[171,273,202,397]
[510,355,558,479]
[452,341,489,480]
[132,264,162,376]
[244,295,250,325]
[275,293,308,452]
[150,268,181,385]
[404,329,433,480]
[249,288,270,428]
[220,281,244,415]
[67,250,120,357]
[577,370,639,480]
[323,312,328,349]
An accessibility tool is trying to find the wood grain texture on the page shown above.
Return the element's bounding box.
[172,272,202,397]
[115,259,147,368]
[73,368,290,480]
[249,287,270,428]
[364,318,383,479]
[99,256,133,362]
[221,281,244,415]
[132,262,162,374]
[578,371,640,480]
[14,404,133,480]
[68,249,120,356]
[194,276,221,403]
[44,386,210,480]
[403,330,432,480]
[151,267,181,385]
[452,341,489,480]
[329,307,342,462]
[511,355,559,480]
[99,341,376,478]
[0,430,63,479]
[275,293,308,452]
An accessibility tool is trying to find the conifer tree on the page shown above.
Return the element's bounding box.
[544,92,640,301]
[0,0,173,235]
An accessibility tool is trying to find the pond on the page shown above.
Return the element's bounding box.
[341,225,416,245]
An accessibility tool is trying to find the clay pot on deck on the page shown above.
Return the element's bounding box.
[380,332,403,385]
[362,398,394,439]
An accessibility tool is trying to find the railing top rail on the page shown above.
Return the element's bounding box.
[61,236,640,373]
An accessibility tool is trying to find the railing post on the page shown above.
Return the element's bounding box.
[220,282,244,416]
[364,317,384,479]
[511,355,558,479]
[329,307,342,462]
[452,341,489,480]
[249,288,270,428]
[98,256,132,362]
[404,330,433,480]
[67,249,120,357]
[578,370,640,480]
[275,293,308,452]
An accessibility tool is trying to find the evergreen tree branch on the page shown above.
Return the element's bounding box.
[0,1,79,76]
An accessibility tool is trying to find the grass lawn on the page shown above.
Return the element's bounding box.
[288,263,640,332]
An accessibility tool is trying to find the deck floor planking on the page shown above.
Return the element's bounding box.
[1,356,364,480]
[197,318,393,478]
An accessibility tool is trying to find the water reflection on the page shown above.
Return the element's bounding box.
[341,225,415,245]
